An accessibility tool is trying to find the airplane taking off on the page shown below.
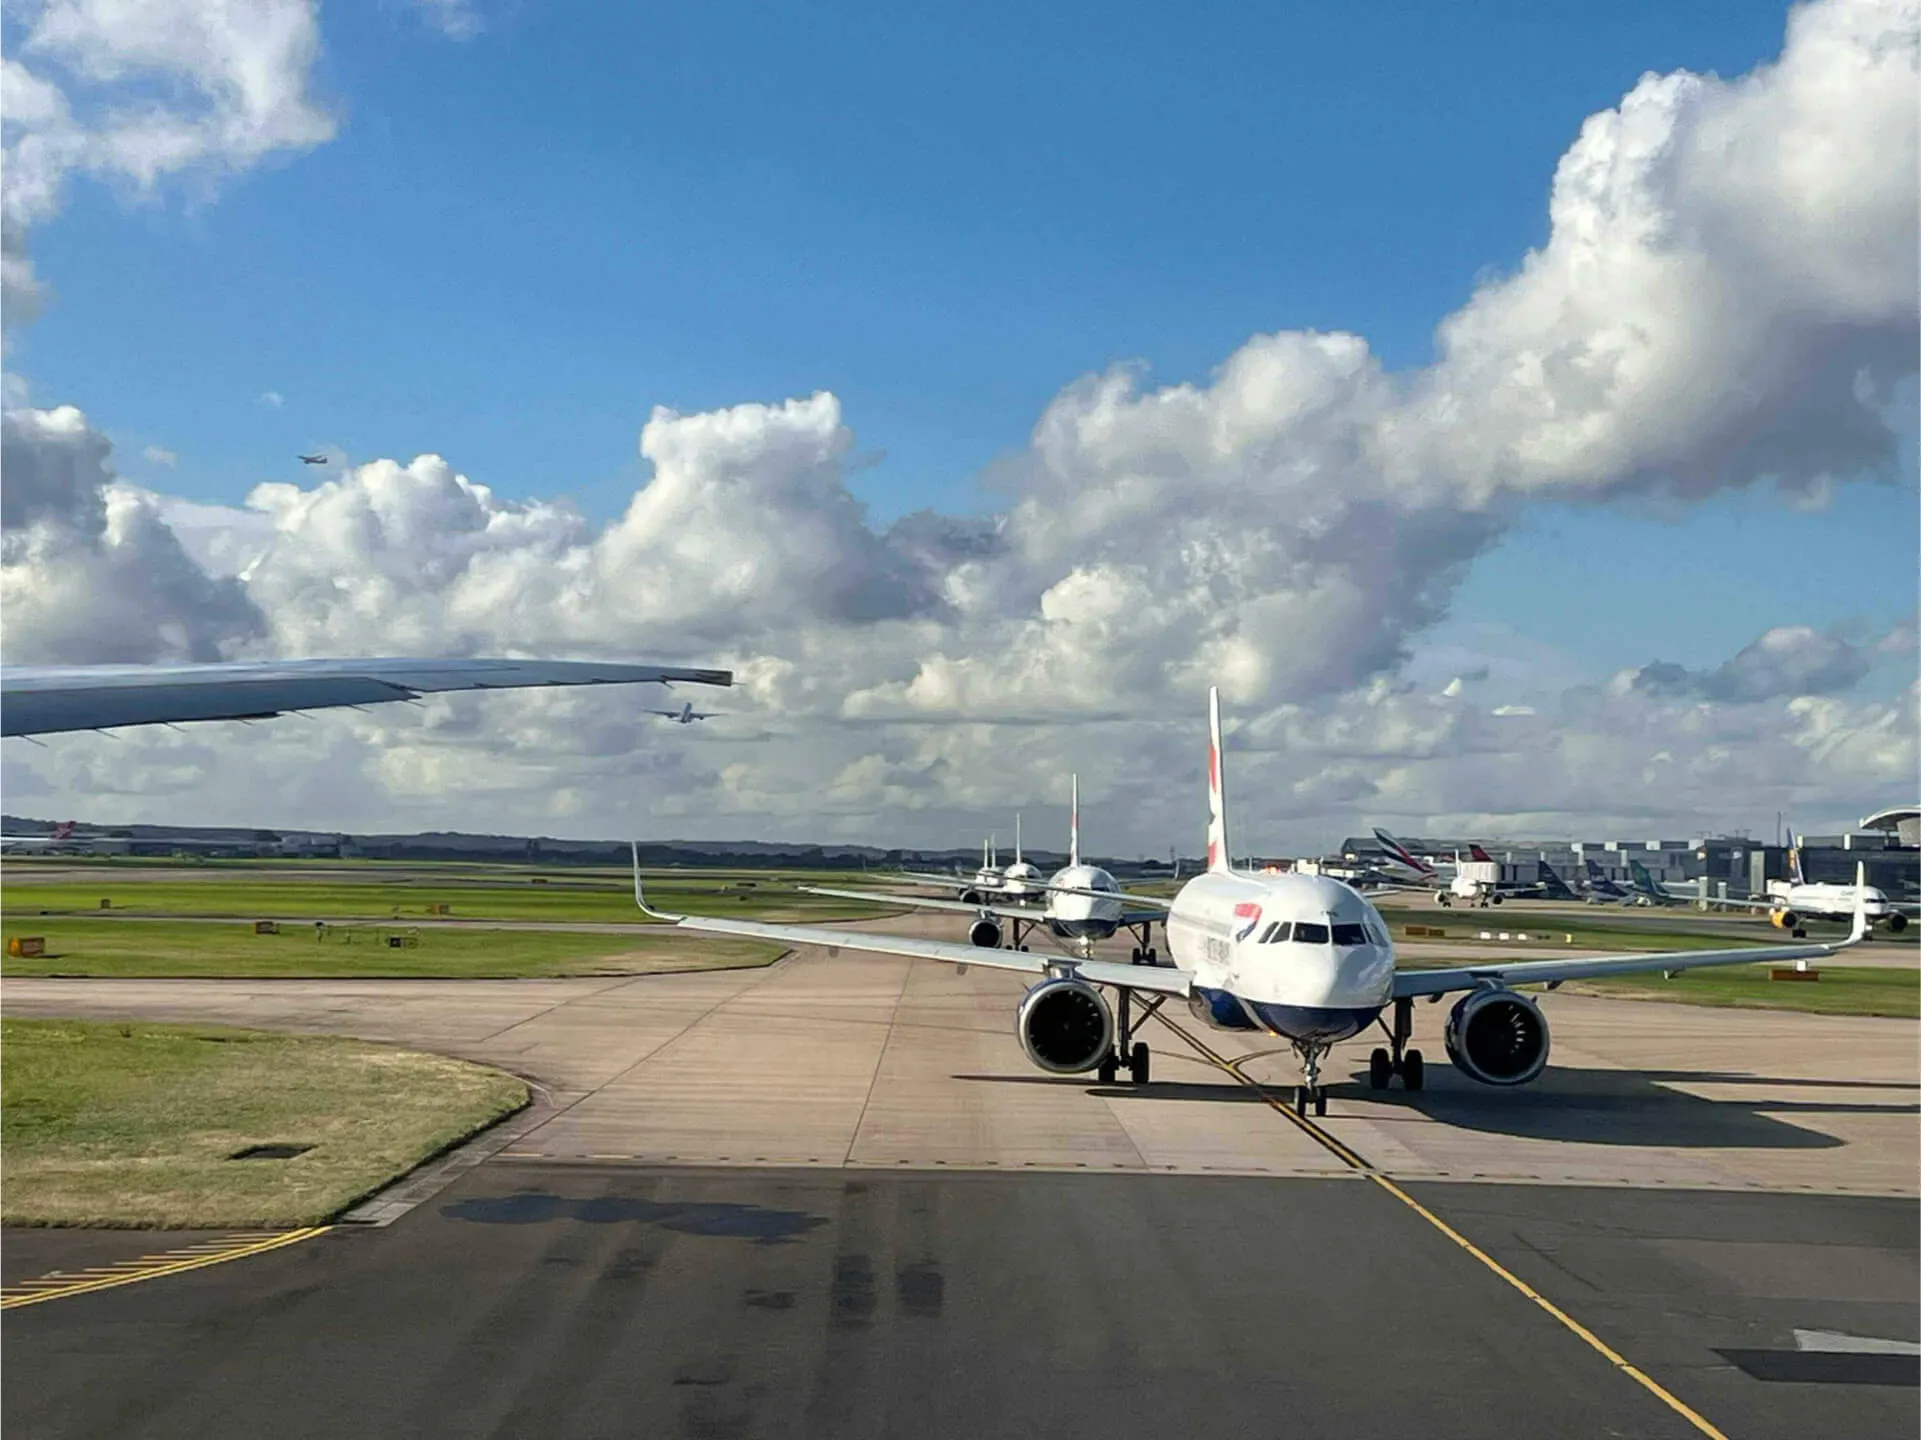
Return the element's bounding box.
[0,820,77,850]
[0,658,732,737]
[647,700,716,725]
[298,454,328,464]
[802,775,1163,960]
[638,688,1867,1115]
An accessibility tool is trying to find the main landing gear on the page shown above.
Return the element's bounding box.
[1128,917,1160,967]
[1367,997,1425,1093]
[1096,987,1163,1085]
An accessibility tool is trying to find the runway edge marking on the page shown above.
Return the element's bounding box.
[1,1227,329,1310]
[1152,1014,1733,1440]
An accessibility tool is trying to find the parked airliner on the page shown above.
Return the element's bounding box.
[637,689,1866,1115]
[802,776,1163,960]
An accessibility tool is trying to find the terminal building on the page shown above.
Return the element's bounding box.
[1339,808,1921,904]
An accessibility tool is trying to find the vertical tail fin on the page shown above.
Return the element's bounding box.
[1014,812,1023,865]
[1784,823,1805,885]
[1069,774,1080,868]
[1206,686,1231,873]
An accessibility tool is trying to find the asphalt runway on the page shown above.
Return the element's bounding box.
[5,915,1916,1438]
[5,1166,1914,1440]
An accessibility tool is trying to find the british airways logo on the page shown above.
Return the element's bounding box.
[1232,901,1263,942]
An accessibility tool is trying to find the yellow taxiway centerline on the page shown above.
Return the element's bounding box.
[1,1227,330,1310]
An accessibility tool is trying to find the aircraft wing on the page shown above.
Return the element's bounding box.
[639,854,1190,996]
[1,658,732,737]
[799,885,1035,919]
[1392,877,1870,1000]
[1039,879,1175,909]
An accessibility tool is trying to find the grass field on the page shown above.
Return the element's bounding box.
[0,918,781,978]
[1,867,896,925]
[1,1017,527,1227]
[1562,965,1918,1019]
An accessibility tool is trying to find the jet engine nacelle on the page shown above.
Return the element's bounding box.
[1769,908,1799,931]
[1016,977,1113,1074]
[1443,988,1550,1087]
[969,917,1003,949]
[959,889,984,906]
[1887,912,1909,933]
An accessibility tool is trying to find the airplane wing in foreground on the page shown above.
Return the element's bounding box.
[1393,872,1871,1000]
[1,658,732,737]
[641,852,1191,996]
[800,885,1033,919]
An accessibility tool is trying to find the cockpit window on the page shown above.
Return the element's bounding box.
[1293,921,1330,945]
[1331,922,1369,946]
[1263,921,1292,943]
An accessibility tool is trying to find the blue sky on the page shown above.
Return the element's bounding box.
[11,0,1915,678]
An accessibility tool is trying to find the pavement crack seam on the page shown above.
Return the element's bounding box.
[508,949,801,1151]
[841,958,914,1167]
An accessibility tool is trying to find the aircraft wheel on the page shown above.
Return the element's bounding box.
[1145,947,1160,965]
[1097,1054,1118,1085]
[1292,1086,1310,1115]
[1793,927,1808,939]
[1130,947,1145,965]
[1129,1042,1151,1084]
[1401,1049,1425,1092]
[1368,1048,1392,1089]
[1313,1090,1328,1118]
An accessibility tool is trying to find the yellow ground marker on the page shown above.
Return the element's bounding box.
[2,1227,329,1310]
[1152,1014,1731,1440]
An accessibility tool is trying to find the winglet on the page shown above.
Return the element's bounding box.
[632,842,684,922]
[1845,861,1869,946]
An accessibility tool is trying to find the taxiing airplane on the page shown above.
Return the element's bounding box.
[1660,832,1910,936]
[636,688,1866,1115]
[898,817,1048,903]
[801,776,1163,960]
[647,700,716,725]
[1,658,732,737]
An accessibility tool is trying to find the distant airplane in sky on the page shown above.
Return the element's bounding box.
[0,659,733,737]
[646,700,716,726]
[298,454,328,464]
[639,687,1867,1114]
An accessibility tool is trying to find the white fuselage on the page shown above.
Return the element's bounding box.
[1765,880,1892,921]
[1044,863,1125,941]
[1165,870,1396,1043]
[1000,860,1045,900]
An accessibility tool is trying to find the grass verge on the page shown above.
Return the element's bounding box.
[1563,965,1918,1019]
[0,918,780,978]
[1,1017,528,1227]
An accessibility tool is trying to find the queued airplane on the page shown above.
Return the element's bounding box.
[1626,859,1688,907]
[897,818,1047,903]
[0,658,732,737]
[801,775,1165,961]
[0,820,78,850]
[647,700,717,725]
[636,687,1867,1115]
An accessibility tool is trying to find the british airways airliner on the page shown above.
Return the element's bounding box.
[637,688,1866,1115]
